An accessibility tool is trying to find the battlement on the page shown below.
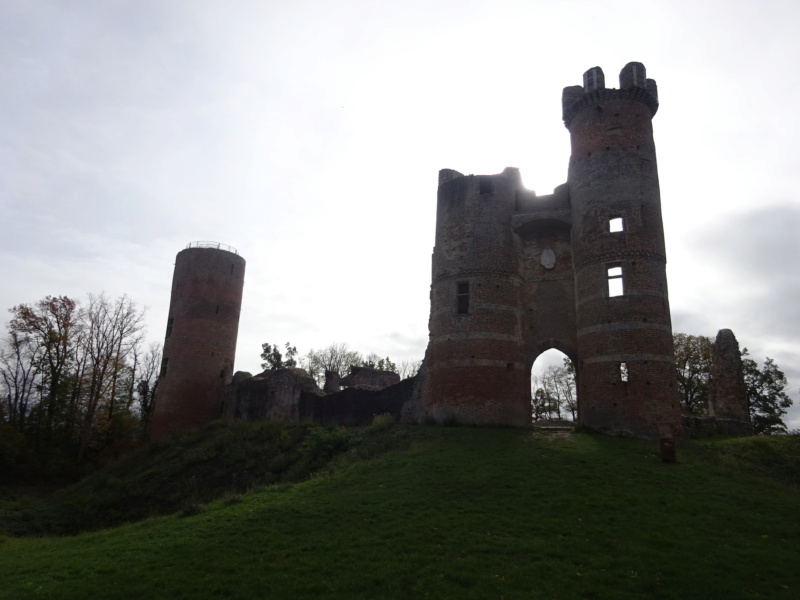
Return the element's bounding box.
[185,241,239,255]
[562,62,659,128]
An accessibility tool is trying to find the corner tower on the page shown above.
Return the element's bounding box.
[564,62,682,437]
[151,242,246,439]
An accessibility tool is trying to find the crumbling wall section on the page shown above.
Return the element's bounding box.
[225,368,322,422]
[708,329,750,422]
[300,377,417,425]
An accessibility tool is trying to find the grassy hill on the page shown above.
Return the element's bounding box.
[1,422,799,599]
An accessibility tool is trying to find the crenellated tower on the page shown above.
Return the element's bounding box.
[564,62,681,438]
[151,242,246,439]
[420,62,683,438]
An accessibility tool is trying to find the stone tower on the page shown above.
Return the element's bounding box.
[419,62,683,438]
[151,242,246,439]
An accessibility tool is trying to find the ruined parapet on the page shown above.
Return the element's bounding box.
[151,242,245,439]
[227,368,322,422]
[323,370,341,394]
[339,366,400,391]
[708,329,751,423]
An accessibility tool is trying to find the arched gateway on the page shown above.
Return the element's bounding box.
[419,63,683,439]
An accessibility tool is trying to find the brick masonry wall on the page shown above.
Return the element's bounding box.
[567,66,682,438]
[151,246,246,439]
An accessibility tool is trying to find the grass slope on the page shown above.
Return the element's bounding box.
[2,426,799,599]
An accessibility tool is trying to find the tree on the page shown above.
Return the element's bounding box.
[0,329,43,429]
[361,353,397,373]
[74,293,145,460]
[530,359,576,421]
[397,359,422,380]
[302,343,363,385]
[742,351,793,435]
[132,342,161,440]
[8,296,80,449]
[1,293,150,475]
[260,342,297,370]
[673,333,713,415]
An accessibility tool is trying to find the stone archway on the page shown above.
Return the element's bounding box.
[530,348,578,423]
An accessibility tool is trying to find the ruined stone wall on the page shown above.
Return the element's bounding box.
[300,377,416,425]
[339,366,400,391]
[151,244,245,439]
[223,369,322,422]
[708,329,750,422]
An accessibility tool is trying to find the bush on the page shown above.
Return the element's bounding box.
[369,414,396,432]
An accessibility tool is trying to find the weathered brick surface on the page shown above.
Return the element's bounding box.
[300,377,416,425]
[708,329,750,422]
[151,245,245,439]
[339,366,400,391]
[419,63,683,438]
[222,368,322,422]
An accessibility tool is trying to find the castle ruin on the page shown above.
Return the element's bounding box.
[152,62,753,440]
[419,62,683,438]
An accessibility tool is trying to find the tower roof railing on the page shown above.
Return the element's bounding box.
[185,241,239,255]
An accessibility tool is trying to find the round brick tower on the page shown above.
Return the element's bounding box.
[564,63,682,437]
[420,167,529,425]
[150,242,246,439]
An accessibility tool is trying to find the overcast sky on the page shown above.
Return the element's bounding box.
[2,0,799,426]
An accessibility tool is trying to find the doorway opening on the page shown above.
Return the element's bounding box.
[530,349,577,423]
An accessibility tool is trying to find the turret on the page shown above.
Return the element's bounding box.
[565,63,682,438]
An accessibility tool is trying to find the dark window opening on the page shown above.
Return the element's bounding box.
[456,281,470,315]
[231,263,235,274]
[479,177,492,195]
[608,265,624,297]
[160,358,169,378]
[165,317,174,338]
[215,305,219,314]
[220,369,226,379]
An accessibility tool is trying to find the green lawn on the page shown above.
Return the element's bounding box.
[2,426,799,599]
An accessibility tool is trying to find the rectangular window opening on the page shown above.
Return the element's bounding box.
[456,281,470,315]
[609,217,624,233]
[479,177,492,195]
[165,317,174,338]
[608,265,624,297]
[620,362,629,382]
[160,358,169,378]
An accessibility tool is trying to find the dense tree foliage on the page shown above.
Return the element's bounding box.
[673,333,714,415]
[260,341,420,386]
[0,294,159,479]
[742,351,793,435]
[260,342,298,370]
